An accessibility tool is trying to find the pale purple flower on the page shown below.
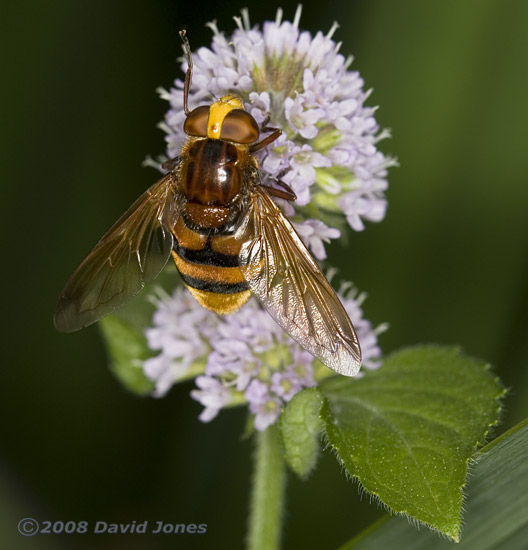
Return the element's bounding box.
[143,284,384,430]
[284,96,325,139]
[157,5,395,259]
[245,380,283,431]
[190,376,233,422]
[271,369,305,402]
[143,288,218,396]
[294,219,341,260]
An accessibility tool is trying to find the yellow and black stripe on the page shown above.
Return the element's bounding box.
[171,217,251,314]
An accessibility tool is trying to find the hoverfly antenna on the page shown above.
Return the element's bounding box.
[179,29,193,116]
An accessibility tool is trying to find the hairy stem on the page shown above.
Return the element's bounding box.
[247,424,286,550]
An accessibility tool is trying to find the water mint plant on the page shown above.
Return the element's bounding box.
[98,6,505,548]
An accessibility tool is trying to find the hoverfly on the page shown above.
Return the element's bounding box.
[54,31,362,376]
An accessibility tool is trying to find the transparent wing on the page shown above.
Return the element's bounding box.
[54,173,178,332]
[239,186,361,376]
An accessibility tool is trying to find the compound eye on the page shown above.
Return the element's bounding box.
[220,109,260,144]
[184,105,209,137]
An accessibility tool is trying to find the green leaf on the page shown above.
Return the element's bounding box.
[280,388,325,478]
[99,314,154,395]
[98,263,178,395]
[320,345,504,541]
[339,418,528,549]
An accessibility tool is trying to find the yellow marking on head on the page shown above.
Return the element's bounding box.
[207,94,245,139]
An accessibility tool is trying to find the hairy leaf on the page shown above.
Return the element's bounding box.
[280,388,325,478]
[320,346,504,541]
[339,419,528,549]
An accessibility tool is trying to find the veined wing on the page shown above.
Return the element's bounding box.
[239,186,361,376]
[54,173,178,332]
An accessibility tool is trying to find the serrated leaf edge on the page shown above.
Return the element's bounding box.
[320,347,506,543]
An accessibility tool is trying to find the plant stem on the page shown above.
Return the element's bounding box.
[247,424,286,550]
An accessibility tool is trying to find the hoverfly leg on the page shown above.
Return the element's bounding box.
[250,129,282,154]
[260,114,282,134]
[274,179,296,200]
[261,184,296,201]
[259,115,280,134]
[161,156,182,172]
[261,166,297,201]
[261,178,297,201]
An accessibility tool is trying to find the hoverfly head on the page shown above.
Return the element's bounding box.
[183,95,260,144]
[179,31,259,145]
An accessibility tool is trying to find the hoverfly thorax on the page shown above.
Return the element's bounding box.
[54,30,362,378]
[177,99,256,231]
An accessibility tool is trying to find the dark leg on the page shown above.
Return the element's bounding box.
[259,114,281,134]
[261,179,297,201]
[261,125,279,133]
[250,129,282,154]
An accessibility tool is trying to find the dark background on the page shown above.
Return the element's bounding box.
[2,1,528,548]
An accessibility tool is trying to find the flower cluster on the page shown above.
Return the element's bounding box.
[144,287,384,431]
[158,5,395,260]
[142,7,391,430]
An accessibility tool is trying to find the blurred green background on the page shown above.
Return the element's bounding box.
[2,0,528,548]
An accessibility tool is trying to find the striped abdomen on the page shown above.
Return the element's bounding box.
[170,217,251,314]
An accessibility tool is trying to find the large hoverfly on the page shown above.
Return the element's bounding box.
[54,31,362,376]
